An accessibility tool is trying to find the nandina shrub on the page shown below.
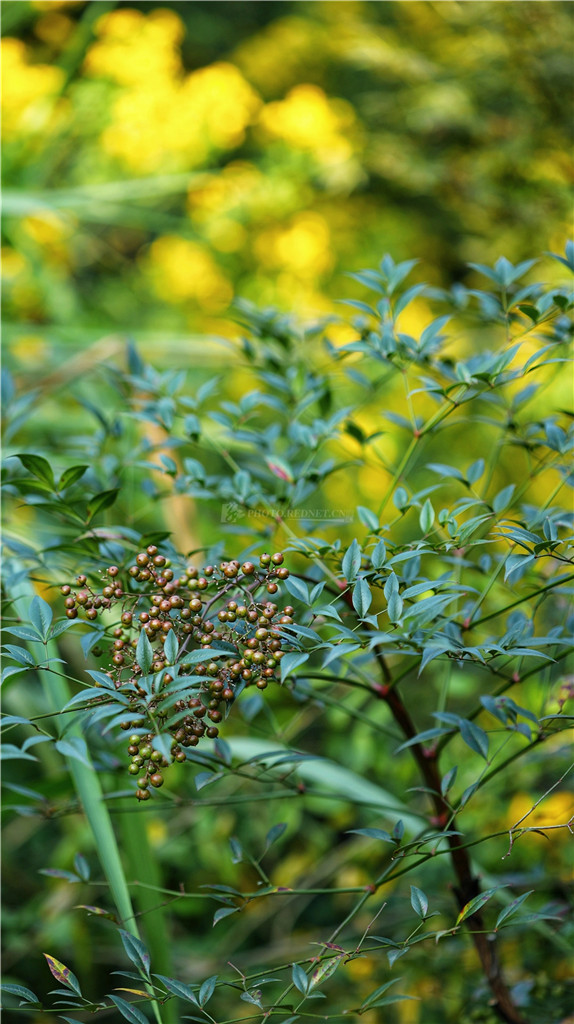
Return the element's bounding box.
[2,248,573,1024]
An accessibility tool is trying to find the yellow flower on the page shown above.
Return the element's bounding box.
[258,84,356,164]
[254,212,332,279]
[1,247,28,279]
[1,38,64,138]
[507,791,573,843]
[144,235,233,311]
[84,8,184,86]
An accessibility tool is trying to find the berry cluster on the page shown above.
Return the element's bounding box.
[61,548,293,798]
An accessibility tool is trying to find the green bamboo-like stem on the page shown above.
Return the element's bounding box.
[7,569,165,1024]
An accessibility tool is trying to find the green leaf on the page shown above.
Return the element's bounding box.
[456,886,507,925]
[73,853,90,882]
[280,652,309,683]
[352,577,372,618]
[5,624,44,642]
[16,453,55,488]
[195,771,223,791]
[163,629,178,665]
[357,505,379,531]
[393,486,409,510]
[283,575,310,604]
[361,978,400,1008]
[492,484,515,513]
[265,822,287,849]
[410,885,429,918]
[347,827,393,843]
[119,929,151,977]
[342,539,362,582]
[419,498,435,534]
[181,650,228,667]
[109,994,149,1024]
[504,554,535,583]
[291,963,309,994]
[199,975,218,1006]
[466,458,485,484]
[29,595,53,642]
[136,630,153,675]
[426,463,464,481]
[458,719,489,760]
[387,592,403,623]
[87,488,120,520]
[213,906,239,927]
[440,766,457,796]
[58,465,88,490]
[371,538,387,569]
[0,982,40,1004]
[495,891,534,930]
[154,975,199,1005]
[55,737,92,769]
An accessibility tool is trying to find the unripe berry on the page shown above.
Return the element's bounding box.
[150,773,164,787]
[271,552,284,565]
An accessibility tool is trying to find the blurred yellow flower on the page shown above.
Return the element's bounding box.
[507,791,573,843]
[1,247,28,279]
[22,212,72,246]
[85,9,261,172]
[259,84,355,164]
[10,334,49,365]
[85,8,184,86]
[145,235,233,311]
[101,64,259,172]
[254,212,332,279]
[1,38,64,138]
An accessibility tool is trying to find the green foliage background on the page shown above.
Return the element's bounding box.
[1,3,573,1024]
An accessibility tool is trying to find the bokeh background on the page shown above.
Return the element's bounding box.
[2,3,573,1022]
[2,0,573,371]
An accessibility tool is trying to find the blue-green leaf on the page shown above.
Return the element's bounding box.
[459,720,489,760]
[163,629,178,665]
[352,577,372,618]
[410,885,428,918]
[280,652,310,683]
[342,539,362,582]
[108,994,149,1024]
[136,630,153,675]
[357,506,379,531]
